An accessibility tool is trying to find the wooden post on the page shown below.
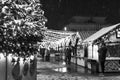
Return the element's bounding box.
[75,38,79,72]
[5,53,8,80]
[75,47,77,72]
[92,44,94,58]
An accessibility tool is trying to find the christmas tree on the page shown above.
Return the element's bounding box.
[0,0,47,57]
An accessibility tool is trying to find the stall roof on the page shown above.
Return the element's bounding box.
[79,31,96,40]
[84,23,120,43]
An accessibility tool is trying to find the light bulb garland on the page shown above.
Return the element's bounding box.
[0,0,47,57]
[40,29,81,50]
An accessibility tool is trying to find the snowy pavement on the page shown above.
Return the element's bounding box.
[37,58,120,80]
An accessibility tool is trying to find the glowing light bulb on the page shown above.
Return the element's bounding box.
[64,27,67,31]
[30,55,34,60]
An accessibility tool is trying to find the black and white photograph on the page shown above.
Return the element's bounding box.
[0,0,120,80]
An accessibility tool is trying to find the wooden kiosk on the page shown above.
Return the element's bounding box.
[83,23,120,73]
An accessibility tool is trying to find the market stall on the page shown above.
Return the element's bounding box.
[38,29,81,62]
[83,23,120,72]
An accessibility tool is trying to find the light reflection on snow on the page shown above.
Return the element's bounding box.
[62,62,66,65]
[53,67,67,73]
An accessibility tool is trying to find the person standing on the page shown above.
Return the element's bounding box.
[46,49,50,61]
[98,42,107,75]
[65,47,68,63]
[40,48,45,61]
[67,46,72,65]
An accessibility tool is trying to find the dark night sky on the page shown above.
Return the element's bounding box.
[41,0,120,30]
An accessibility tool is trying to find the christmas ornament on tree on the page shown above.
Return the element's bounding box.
[12,60,21,80]
[23,62,29,76]
[0,0,47,57]
[29,57,36,76]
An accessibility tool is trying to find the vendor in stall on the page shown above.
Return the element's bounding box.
[98,41,107,73]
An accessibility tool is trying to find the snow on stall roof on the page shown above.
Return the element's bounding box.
[84,23,120,43]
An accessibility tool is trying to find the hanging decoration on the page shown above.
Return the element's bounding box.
[29,57,37,76]
[22,62,29,76]
[12,59,21,80]
[40,29,81,50]
[0,0,47,57]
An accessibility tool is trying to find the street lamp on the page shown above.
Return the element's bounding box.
[64,27,67,31]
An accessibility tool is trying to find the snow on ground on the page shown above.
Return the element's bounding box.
[37,58,120,80]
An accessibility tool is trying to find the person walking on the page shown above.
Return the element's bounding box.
[66,46,72,65]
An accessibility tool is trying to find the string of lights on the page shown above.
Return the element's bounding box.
[0,0,47,57]
[40,29,80,50]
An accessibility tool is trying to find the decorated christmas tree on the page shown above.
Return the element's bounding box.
[0,0,47,57]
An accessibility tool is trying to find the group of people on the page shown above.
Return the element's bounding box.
[40,45,74,65]
[64,41,108,74]
[40,48,50,61]
[39,41,108,75]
